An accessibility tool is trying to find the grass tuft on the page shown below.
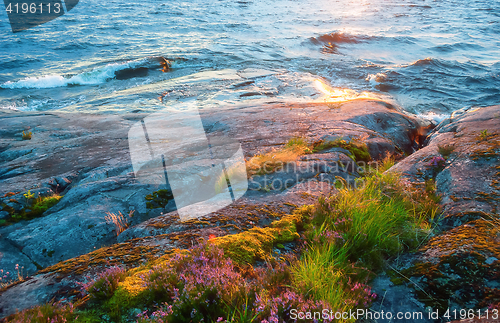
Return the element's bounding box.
[437,144,455,159]
[292,168,440,313]
[22,130,32,140]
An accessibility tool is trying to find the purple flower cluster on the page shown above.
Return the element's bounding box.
[346,279,377,308]
[81,265,126,300]
[312,229,343,245]
[136,242,334,323]
[254,289,331,323]
[137,242,247,322]
[428,156,446,169]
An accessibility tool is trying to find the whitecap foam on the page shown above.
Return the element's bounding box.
[0,102,20,110]
[366,73,387,86]
[417,112,450,124]
[0,58,166,89]
[1,63,126,89]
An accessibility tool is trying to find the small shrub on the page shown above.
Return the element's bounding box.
[1,194,63,226]
[135,243,328,323]
[479,129,490,141]
[82,266,127,301]
[22,130,32,140]
[137,242,248,322]
[427,156,446,178]
[437,144,455,159]
[23,190,34,201]
[145,190,173,209]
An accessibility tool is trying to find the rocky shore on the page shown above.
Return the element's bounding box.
[0,101,498,322]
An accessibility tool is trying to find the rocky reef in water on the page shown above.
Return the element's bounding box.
[0,102,498,322]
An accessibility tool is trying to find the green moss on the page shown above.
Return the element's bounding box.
[312,138,371,162]
[1,194,63,226]
[213,205,312,264]
[145,189,173,209]
[31,195,62,216]
[437,144,455,159]
[386,270,406,286]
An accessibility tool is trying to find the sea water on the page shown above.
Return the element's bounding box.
[0,0,499,119]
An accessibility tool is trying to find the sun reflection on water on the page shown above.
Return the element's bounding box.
[314,79,378,102]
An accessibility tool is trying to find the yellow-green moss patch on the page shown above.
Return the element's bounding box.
[213,205,313,264]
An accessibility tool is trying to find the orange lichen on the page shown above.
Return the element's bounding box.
[404,219,500,311]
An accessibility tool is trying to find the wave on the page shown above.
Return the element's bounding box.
[366,73,388,84]
[417,112,450,124]
[1,57,172,89]
[409,57,435,67]
[431,42,485,53]
[366,71,401,91]
[310,32,369,45]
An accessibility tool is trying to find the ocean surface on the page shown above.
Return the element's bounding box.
[0,0,499,120]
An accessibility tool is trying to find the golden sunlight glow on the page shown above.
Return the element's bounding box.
[314,79,378,102]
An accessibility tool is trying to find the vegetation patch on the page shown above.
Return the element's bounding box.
[246,136,371,177]
[246,137,312,176]
[22,130,32,140]
[292,169,439,311]
[5,164,442,323]
[437,144,455,159]
[39,238,170,276]
[6,300,76,323]
[312,138,371,162]
[212,205,312,264]
[0,194,62,226]
[145,189,173,209]
[82,266,127,301]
